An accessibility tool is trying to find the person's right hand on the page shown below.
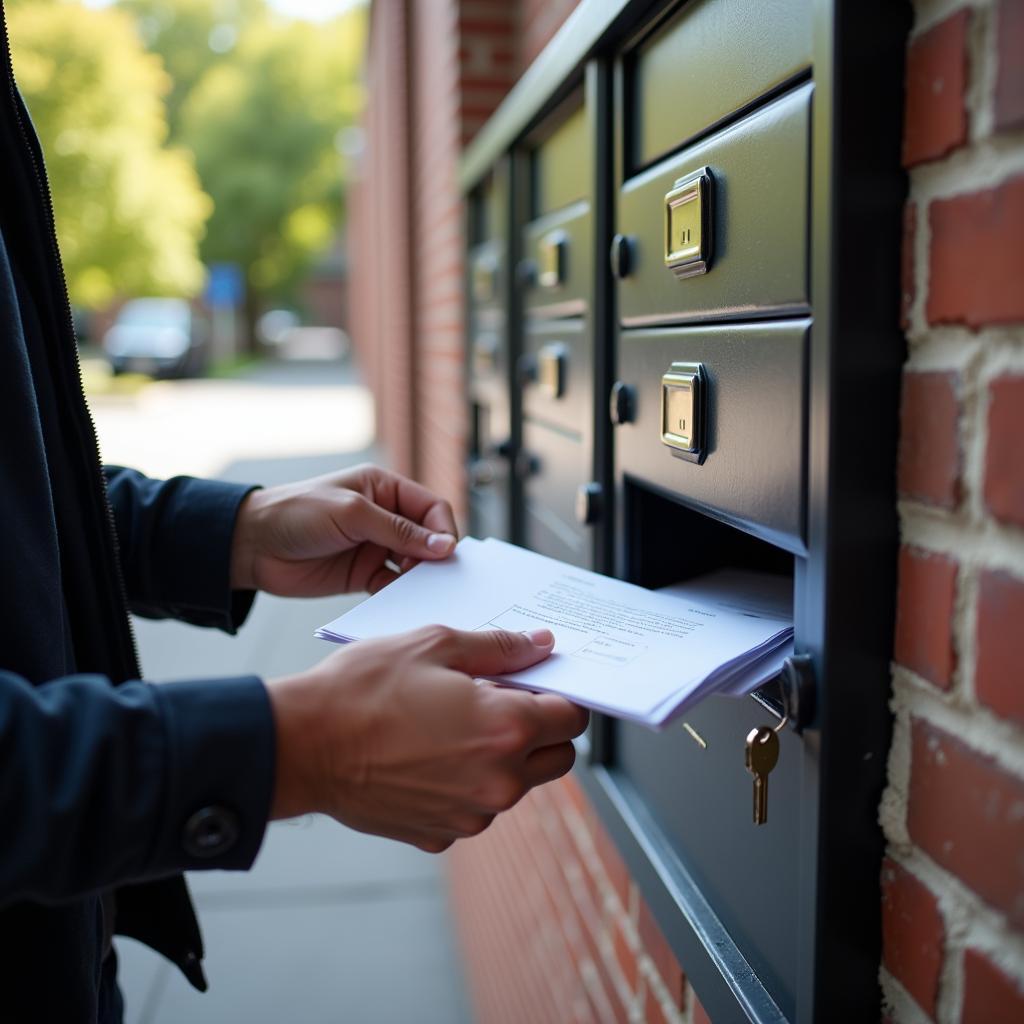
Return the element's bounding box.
[265,626,589,852]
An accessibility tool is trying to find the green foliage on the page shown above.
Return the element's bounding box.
[178,12,365,297]
[8,0,365,311]
[115,0,266,136]
[8,0,211,308]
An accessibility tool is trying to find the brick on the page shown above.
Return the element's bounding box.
[638,991,671,1024]
[643,993,674,1024]
[612,920,640,995]
[591,816,630,911]
[881,858,945,1016]
[903,10,970,167]
[898,371,961,508]
[901,201,917,330]
[984,375,1024,529]
[893,547,958,689]
[582,924,629,1024]
[638,897,685,1009]
[962,947,1024,1023]
[994,0,1024,132]
[975,569,1024,727]
[692,995,713,1024]
[927,176,1024,328]
[907,718,1024,928]
[561,774,590,819]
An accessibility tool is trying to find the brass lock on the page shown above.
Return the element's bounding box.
[471,252,499,303]
[538,230,568,289]
[664,167,713,280]
[660,362,706,463]
[537,343,568,399]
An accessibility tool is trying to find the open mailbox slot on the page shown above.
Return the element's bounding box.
[602,484,806,1016]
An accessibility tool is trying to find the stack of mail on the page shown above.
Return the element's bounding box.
[315,537,794,729]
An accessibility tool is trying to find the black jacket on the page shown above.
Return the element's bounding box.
[0,5,275,1020]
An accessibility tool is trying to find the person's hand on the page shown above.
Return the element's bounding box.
[230,464,457,596]
[265,626,589,852]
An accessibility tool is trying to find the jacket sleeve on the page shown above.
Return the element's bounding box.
[103,466,259,633]
[0,668,275,907]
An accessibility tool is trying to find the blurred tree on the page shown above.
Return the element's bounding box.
[116,0,267,137]
[7,0,211,308]
[179,10,365,328]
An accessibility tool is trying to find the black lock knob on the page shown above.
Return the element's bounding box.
[514,450,539,479]
[780,654,816,733]
[575,482,603,525]
[516,258,537,289]
[609,234,634,279]
[517,352,538,387]
[609,381,635,425]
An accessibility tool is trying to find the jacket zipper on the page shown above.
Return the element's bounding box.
[1,7,142,681]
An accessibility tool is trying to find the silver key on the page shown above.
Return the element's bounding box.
[744,726,779,826]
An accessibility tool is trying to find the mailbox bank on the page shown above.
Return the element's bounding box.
[464,0,910,1019]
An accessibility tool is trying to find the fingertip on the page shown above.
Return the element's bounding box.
[426,532,456,556]
[523,628,554,648]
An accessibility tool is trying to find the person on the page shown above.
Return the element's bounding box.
[0,6,588,1020]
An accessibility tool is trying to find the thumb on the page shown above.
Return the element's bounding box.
[347,496,456,560]
[425,626,556,676]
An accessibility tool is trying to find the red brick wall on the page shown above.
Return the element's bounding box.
[880,1,1024,1020]
[459,2,518,145]
[450,776,707,1023]
[348,0,417,476]
[517,0,583,70]
[408,0,468,511]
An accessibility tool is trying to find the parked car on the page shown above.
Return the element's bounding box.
[102,298,209,378]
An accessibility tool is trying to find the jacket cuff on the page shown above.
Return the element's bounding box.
[149,676,274,874]
[153,478,258,633]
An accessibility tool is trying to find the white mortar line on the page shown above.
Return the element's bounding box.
[911,0,992,39]
[909,129,1024,199]
[892,667,1024,772]
[900,508,1024,572]
[880,966,939,1024]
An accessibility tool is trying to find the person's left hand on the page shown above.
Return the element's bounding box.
[230,464,458,597]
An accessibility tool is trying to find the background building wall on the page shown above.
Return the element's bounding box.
[349,0,417,476]
[880,1,1024,1020]
[349,0,1024,1019]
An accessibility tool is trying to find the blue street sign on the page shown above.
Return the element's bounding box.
[206,263,244,309]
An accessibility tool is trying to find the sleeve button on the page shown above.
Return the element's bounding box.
[182,806,240,858]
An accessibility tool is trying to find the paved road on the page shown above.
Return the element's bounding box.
[91,357,472,1024]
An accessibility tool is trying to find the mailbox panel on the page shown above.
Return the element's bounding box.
[460,2,908,1017]
[521,318,590,439]
[630,0,812,169]
[524,93,593,320]
[532,103,589,216]
[618,84,811,327]
[615,320,808,549]
[523,203,592,320]
[617,686,803,1018]
[522,421,592,569]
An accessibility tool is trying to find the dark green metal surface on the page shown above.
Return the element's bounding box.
[618,85,812,327]
[630,0,813,169]
[615,320,809,549]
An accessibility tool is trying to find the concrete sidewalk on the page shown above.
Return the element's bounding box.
[102,362,471,1024]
